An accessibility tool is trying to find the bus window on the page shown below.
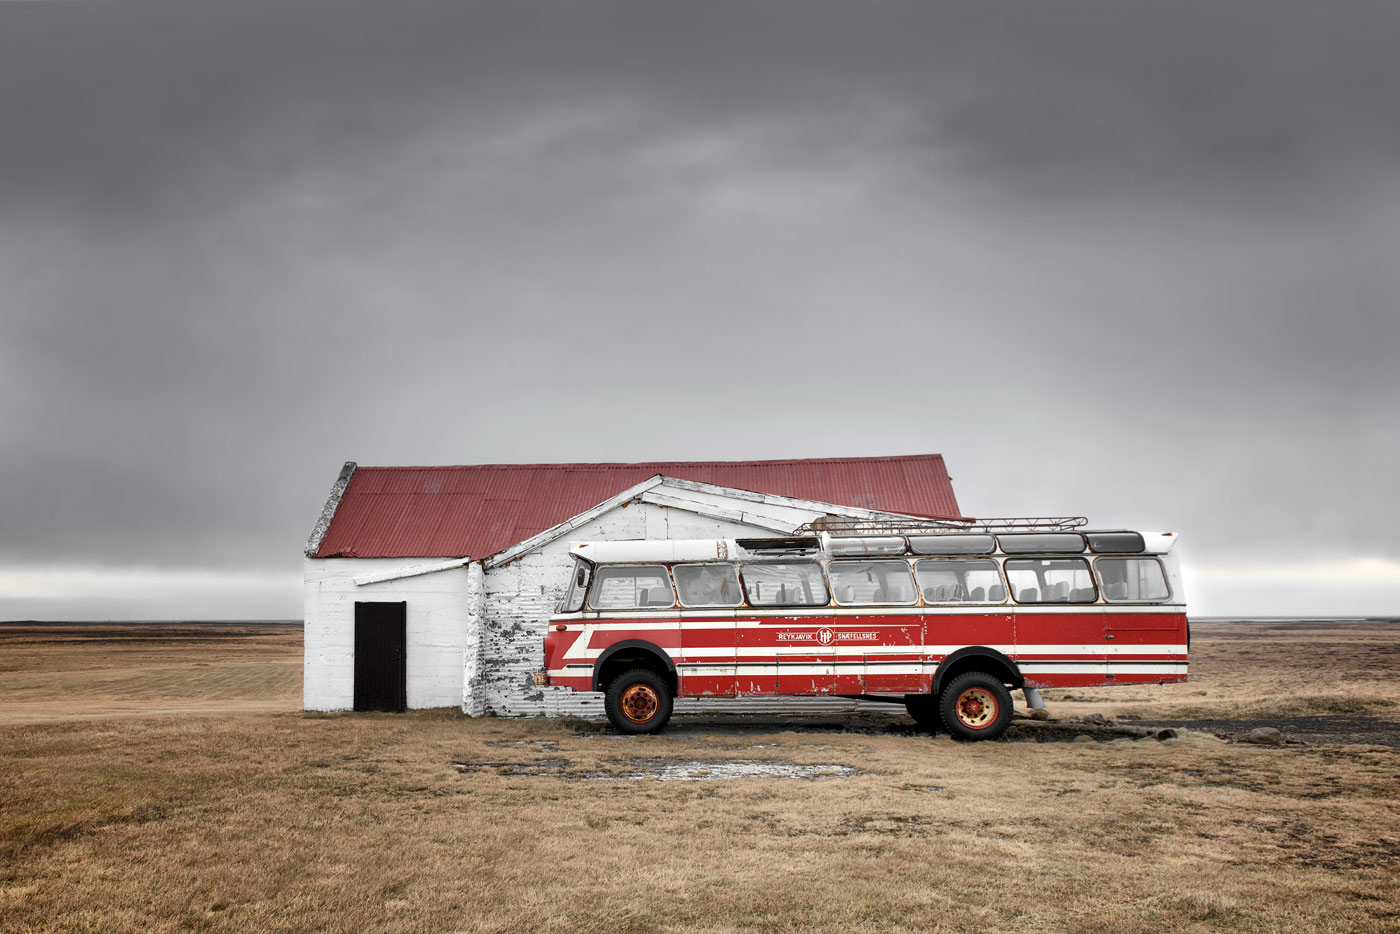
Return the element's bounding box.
[914,559,1006,603]
[1005,558,1096,604]
[828,560,917,605]
[997,533,1087,554]
[827,536,907,556]
[674,563,743,607]
[1086,531,1146,554]
[589,565,675,609]
[741,562,829,607]
[908,534,995,555]
[1096,557,1170,602]
[558,558,591,613]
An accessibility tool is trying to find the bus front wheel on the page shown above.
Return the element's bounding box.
[604,669,673,735]
[938,671,1013,741]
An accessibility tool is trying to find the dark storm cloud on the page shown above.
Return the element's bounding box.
[1,1,1397,615]
[7,1,1400,213]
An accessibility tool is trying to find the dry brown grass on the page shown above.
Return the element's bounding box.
[1041,620,1400,721]
[1,621,1398,933]
[0,624,300,719]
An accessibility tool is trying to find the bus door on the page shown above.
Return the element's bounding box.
[1101,609,1181,684]
[1096,557,1183,684]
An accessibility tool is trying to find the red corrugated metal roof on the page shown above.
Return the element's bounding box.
[313,455,960,559]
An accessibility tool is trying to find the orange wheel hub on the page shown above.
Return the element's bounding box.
[620,684,659,723]
[955,687,998,729]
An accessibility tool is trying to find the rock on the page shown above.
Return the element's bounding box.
[1175,729,1227,745]
[1072,734,1096,744]
[1156,728,1180,741]
[1083,713,1109,725]
[1023,708,1052,721]
[1245,727,1283,746]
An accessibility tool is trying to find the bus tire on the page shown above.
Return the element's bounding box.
[904,694,940,734]
[604,669,673,735]
[938,671,1013,741]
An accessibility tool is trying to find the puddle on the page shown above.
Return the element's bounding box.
[454,756,859,781]
[590,758,859,781]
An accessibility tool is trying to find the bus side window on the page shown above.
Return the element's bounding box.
[1095,557,1170,602]
[674,564,743,607]
[915,559,1005,604]
[829,561,917,606]
[741,562,829,607]
[589,565,675,610]
[1005,558,1095,604]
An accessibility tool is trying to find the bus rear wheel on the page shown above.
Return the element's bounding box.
[938,671,1013,741]
[604,669,673,735]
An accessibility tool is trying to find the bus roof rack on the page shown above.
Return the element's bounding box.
[797,516,1089,535]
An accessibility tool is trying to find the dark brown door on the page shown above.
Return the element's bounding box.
[354,602,407,712]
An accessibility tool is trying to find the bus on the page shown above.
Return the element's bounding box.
[538,518,1187,740]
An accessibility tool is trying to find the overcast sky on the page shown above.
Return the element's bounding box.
[2,0,1397,619]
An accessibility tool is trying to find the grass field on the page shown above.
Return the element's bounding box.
[2,621,1398,932]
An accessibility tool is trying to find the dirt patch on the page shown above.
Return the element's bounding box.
[453,757,573,776]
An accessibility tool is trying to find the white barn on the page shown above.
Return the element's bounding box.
[301,456,963,716]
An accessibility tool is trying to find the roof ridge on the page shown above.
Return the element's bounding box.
[354,454,943,472]
[317,455,960,558]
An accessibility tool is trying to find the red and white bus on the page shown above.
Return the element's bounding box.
[539,519,1187,740]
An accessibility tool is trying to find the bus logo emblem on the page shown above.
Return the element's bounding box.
[818,628,835,645]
